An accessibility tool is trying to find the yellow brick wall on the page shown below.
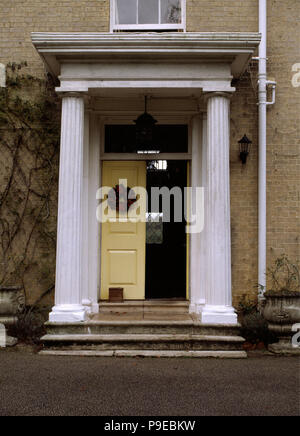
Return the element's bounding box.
[230,70,259,306]
[0,0,299,307]
[0,0,110,75]
[267,0,300,269]
[0,0,259,71]
[186,0,258,32]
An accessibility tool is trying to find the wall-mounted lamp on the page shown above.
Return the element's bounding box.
[238,134,252,164]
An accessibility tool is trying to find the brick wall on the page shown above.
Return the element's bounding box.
[266,0,300,272]
[230,70,259,306]
[187,0,258,33]
[0,0,299,306]
[0,0,110,75]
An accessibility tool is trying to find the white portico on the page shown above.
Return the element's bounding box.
[32,32,260,326]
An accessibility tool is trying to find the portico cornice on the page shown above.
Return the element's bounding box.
[32,32,261,79]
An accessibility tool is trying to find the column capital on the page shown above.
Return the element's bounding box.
[57,91,91,104]
[203,91,234,103]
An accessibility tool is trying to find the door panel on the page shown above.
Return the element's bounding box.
[101,161,146,300]
[145,160,187,299]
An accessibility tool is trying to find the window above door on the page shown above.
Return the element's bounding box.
[110,0,186,32]
[105,125,189,154]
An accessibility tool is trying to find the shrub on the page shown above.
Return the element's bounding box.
[240,311,277,345]
[7,306,49,344]
[238,295,258,316]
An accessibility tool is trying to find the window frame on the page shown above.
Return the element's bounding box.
[110,0,186,32]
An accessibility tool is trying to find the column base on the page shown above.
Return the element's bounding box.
[91,303,100,314]
[82,299,92,314]
[49,305,87,323]
[189,299,206,315]
[201,305,238,325]
[82,299,99,315]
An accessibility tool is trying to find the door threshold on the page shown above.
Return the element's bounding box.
[99,299,189,304]
[146,298,188,302]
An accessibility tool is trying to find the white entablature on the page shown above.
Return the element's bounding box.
[32,32,260,95]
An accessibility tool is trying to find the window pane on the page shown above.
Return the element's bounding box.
[161,0,181,24]
[138,0,159,24]
[146,217,164,245]
[115,0,137,25]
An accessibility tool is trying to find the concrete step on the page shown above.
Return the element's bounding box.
[98,300,190,315]
[42,316,246,357]
[45,320,241,337]
[40,349,247,359]
[41,333,245,351]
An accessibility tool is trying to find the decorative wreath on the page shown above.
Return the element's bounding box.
[107,184,138,213]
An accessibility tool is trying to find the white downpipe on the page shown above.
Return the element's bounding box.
[258,0,267,302]
[266,81,277,106]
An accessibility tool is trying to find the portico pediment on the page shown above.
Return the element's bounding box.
[32,32,260,96]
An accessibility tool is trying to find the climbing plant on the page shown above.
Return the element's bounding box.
[0,63,60,306]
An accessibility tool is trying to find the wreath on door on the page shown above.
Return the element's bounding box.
[107,184,138,213]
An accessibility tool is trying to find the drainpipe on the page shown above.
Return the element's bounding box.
[258,0,267,305]
[257,0,276,306]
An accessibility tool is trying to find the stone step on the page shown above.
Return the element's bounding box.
[42,319,246,356]
[98,300,190,315]
[40,350,247,359]
[45,321,241,337]
[42,333,244,342]
[42,333,245,351]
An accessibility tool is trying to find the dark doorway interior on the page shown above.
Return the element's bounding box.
[145,160,187,299]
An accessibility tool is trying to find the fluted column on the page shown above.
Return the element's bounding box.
[49,94,87,323]
[201,93,237,325]
[189,115,206,314]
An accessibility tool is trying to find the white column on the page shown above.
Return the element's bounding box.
[189,115,206,314]
[201,93,237,325]
[81,110,92,314]
[49,94,87,323]
[88,114,101,312]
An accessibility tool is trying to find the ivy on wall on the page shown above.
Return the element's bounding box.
[0,63,60,306]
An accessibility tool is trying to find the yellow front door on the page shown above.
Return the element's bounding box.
[100,161,146,300]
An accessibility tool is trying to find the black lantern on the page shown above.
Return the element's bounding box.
[134,97,157,152]
[238,134,252,164]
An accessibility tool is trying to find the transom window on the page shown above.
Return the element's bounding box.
[105,125,188,154]
[111,0,186,31]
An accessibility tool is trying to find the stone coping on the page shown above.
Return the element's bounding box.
[45,320,241,328]
[39,350,247,358]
